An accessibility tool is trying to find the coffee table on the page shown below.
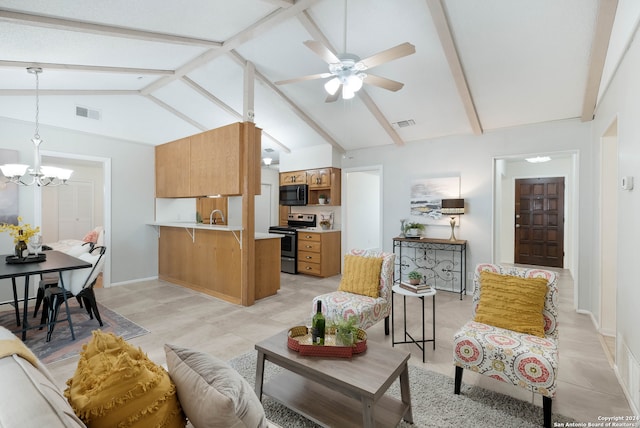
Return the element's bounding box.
[255,329,413,427]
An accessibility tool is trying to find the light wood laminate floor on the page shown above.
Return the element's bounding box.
[46,268,634,424]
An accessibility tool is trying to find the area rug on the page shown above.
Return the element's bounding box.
[228,351,576,428]
[0,302,149,364]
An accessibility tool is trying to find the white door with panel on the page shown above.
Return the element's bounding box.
[58,181,94,240]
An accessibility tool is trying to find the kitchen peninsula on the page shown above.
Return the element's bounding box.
[150,222,281,304]
[154,122,277,306]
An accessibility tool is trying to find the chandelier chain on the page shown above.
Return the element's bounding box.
[34,68,40,140]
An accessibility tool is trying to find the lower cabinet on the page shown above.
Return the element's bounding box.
[297,231,341,277]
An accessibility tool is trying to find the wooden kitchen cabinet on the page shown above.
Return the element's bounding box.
[155,137,190,198]
[280,170,307,185]
[156,122,260,197]
[297,231,341,277]
[307,168,331,188]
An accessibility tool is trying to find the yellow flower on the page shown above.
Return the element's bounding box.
[0,216,40,244]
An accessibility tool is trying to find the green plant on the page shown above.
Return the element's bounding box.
[408,270,422,281]
[319,193,327,199]
[405,222,424,231]
[330,315,359,346]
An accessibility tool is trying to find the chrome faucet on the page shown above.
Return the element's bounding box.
[209,209,225,225]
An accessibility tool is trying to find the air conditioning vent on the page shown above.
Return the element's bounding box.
[76,106,101,120]
[393,119,415,128]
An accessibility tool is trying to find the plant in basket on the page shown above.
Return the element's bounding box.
[408,270,422,285]
[330,315,359,347]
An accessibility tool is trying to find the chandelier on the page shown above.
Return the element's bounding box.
[0,67,72,186]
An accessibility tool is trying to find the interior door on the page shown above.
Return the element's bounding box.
[58,181,94,240]
[514,177,564,268]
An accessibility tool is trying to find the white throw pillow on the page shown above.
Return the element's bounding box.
[164,344,268,428]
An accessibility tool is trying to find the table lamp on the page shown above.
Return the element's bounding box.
[441,198,465,241]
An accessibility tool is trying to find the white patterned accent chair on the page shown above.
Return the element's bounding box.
[452,263,558,428]
[312,249,395,334]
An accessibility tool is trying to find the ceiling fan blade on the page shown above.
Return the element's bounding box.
[325,86,342,103]
[304,40,341,64]
[364,74,405,91]
[275,72,332,85]
[359,42,416,69]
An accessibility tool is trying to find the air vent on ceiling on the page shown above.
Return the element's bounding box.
[76,106,101,120]
[393,119,415,128]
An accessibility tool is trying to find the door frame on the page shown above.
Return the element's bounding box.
[35,150,112,287]
[492,150,579,305]
[341,165,384,256]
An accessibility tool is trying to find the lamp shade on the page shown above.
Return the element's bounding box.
[441,198,465,215]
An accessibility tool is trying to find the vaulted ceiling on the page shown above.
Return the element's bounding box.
[0,0,633,165]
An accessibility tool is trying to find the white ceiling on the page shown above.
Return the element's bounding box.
[0,0,636,165]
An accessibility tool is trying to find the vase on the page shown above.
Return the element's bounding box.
[15,240,28,259]
[335,329,354,347]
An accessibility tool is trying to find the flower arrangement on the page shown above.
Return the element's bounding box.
[0,217,40,244]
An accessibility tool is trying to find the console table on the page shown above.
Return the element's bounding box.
[393,237,467,299]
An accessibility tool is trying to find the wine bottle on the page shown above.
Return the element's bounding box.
[311,300,325,345]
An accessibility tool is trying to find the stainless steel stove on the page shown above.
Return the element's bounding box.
[268,213,316,274]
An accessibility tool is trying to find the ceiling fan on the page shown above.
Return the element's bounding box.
[276,40,416,102]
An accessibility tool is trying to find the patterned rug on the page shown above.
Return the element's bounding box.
[0,302,149,364]
[229,350,577,428]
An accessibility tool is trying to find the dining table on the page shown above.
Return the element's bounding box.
[0,250,92,341]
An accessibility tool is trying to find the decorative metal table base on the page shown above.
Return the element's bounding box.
[391,285,436,363]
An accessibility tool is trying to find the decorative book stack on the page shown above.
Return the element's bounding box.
[400,281,432,294]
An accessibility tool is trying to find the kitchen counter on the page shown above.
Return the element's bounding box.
[149,221,242,231]
[255,232,284,240]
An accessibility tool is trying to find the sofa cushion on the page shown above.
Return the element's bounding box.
[474,271,548,337]
[165,344,268,428]
[338,255,383,298]
[0,326,86,428]
[65,331,185,428]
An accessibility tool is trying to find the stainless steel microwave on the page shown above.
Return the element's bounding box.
[279,184,308,206]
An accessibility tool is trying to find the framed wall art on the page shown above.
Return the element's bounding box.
[409,176,460,225]
[0,149,19,225]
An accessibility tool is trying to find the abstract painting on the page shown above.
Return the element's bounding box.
[0,149,19,225]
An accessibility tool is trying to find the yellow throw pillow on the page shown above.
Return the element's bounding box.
[474,271,548,337]
[65,331,186,428]
[338,255,383,298]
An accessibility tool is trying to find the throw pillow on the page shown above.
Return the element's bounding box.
[65,331,186,428]
[83,230,99,243]
[474,271,549,337]
[338,255,383,298]
[164,344,268,428]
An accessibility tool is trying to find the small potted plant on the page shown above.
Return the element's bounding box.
[319,219,331,230]
[408,270,422,285]
[404,222,424,237]
[331,316,359,347]
[318,194,327,205]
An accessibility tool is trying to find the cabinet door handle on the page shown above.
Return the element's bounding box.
[306,256,312,259]
[305,245,312,248]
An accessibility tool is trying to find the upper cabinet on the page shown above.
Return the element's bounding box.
[156,122,260,198]
[307,168,331,188]
[280,167,341,206]
[280,171,307,185]
[155,137,190,198]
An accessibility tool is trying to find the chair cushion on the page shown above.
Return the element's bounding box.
[453,320,558,397]
[474,271,548,337]
[65,331,185,428]
[338,255,383,298]
[164,344,268,428]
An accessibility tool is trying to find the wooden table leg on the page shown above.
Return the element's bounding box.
[361,397,375,428]
[255,350,265,401]
[399,363,413,423]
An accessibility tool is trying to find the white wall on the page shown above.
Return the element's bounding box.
[341,118,592,296]
[591,19,640,413]
[0,117,157,286]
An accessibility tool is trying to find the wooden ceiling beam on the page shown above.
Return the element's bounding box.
[182,76,291,153]
[144,94,208,131]
[426,0,482,136]
[229,50,343,153]
[581,0,618,122]
[0,89,137,96]
[0,8,222,47]
[0,60,174,75]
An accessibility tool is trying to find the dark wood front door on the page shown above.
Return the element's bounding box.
[514,177,565,268]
